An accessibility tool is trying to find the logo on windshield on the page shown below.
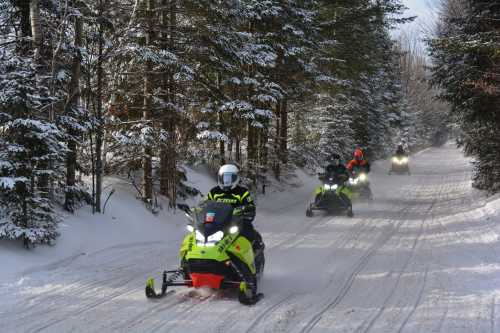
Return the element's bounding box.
[205,212,216,223]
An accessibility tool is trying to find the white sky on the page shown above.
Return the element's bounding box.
[395,0,441,50]
[399,0,440,34]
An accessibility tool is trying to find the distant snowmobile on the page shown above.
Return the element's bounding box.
[389,155,411,175]
[306,176,353,217]
[145,201,265,305]
[349,168,373,201]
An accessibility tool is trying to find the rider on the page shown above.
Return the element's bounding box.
[315,153,352,209]
[395,144,407,157]
[322,153,350,183]
[207,164,264,251]
[347,148,371,174]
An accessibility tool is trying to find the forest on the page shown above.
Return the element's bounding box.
[429,0,500,192]
[0,0,474,247]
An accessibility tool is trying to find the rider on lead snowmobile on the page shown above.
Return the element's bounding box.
[145,163,265,305]
[206,164,264,252]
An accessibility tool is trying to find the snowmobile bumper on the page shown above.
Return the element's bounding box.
[311,192,351,212]
[191,273,224,288]
[390,163,410,174]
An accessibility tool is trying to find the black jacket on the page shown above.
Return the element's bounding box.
[396,146,407,156]
[207,185,255,221]
[322,164,350,183]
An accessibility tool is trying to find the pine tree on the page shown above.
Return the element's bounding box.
[0,39,65,246]
[430,0,500,191]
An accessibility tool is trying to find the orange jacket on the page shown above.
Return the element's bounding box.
[346,159,370,173]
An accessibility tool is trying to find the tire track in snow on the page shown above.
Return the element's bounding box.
[491,296,496,333]
[395,266,429,333]
[14,248,177,333]
[111,291,179,331]
[434,307,449,333]
[297,207,411,333]
[148,293,217,333]
[29,275,142,333]
[241,215,376,333]
[359,202,434,333]
[243,294,297,333]
[3,245,170,323]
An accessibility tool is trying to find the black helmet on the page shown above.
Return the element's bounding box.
[330,153,341,166]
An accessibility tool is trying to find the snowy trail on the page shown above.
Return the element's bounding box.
[2,143,500,332]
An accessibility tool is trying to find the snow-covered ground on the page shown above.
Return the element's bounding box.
[2,143,500,332]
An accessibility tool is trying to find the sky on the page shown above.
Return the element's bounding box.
[395,0,441,50]
[399,0,440,34]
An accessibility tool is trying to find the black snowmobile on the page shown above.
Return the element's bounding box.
[306,175,353,217]
[145,201,265,305]
[389,155,411,175]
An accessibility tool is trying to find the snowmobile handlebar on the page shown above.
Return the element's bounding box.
[177,203,191,214]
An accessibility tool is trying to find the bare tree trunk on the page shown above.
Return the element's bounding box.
[259,125,268,170]
[18,1,31,45]
[227,137,233,162]
[166,0,178,206]
[142,0,154,202]
[279,97,288,165]
[64,16,82,212]
[273,103,281,180]
[95,1,105,212]
[247,122,257,182]
[30,0,42,60]
[219,111,225,164]
[159,0,178,207]
[159,0,169,196]
[29,0,51,196]
[235,137,241,163]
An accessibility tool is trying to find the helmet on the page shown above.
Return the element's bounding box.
[354,148,364,160]
[330,153,341,166]
[217,164,240,191]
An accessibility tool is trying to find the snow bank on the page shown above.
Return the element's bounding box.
[0,167,317,283]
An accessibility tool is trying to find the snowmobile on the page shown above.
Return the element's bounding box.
[306,176,353,217]
[349,168,373,200]
[145,201,265,305]
[389,155,410,175]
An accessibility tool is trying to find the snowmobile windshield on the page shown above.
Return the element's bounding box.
[324,176,343,186]
[195,201,234,237]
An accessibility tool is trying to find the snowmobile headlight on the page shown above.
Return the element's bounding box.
[349,177,356,185]
[324,184,331,190]
[229,226,239,234]
[359,173,367,182]
[207,231,224,242]
[186,225,194,233]
[401,157,409,164]
[332,184,338,190]
[392,157,398,163]
[195,230,205,242]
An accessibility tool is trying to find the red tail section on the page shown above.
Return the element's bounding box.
[190,273,224,289]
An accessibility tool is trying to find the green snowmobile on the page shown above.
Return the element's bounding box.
[145,201,265,305]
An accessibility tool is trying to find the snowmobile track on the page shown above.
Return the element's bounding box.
[297,205,414,333]
[243,294,297,333]
[395,266,429,333]
[359,208,430,333]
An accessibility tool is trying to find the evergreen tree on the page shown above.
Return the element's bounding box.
[430,0,500,191]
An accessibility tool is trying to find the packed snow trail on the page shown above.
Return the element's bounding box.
[2,143,500,332]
